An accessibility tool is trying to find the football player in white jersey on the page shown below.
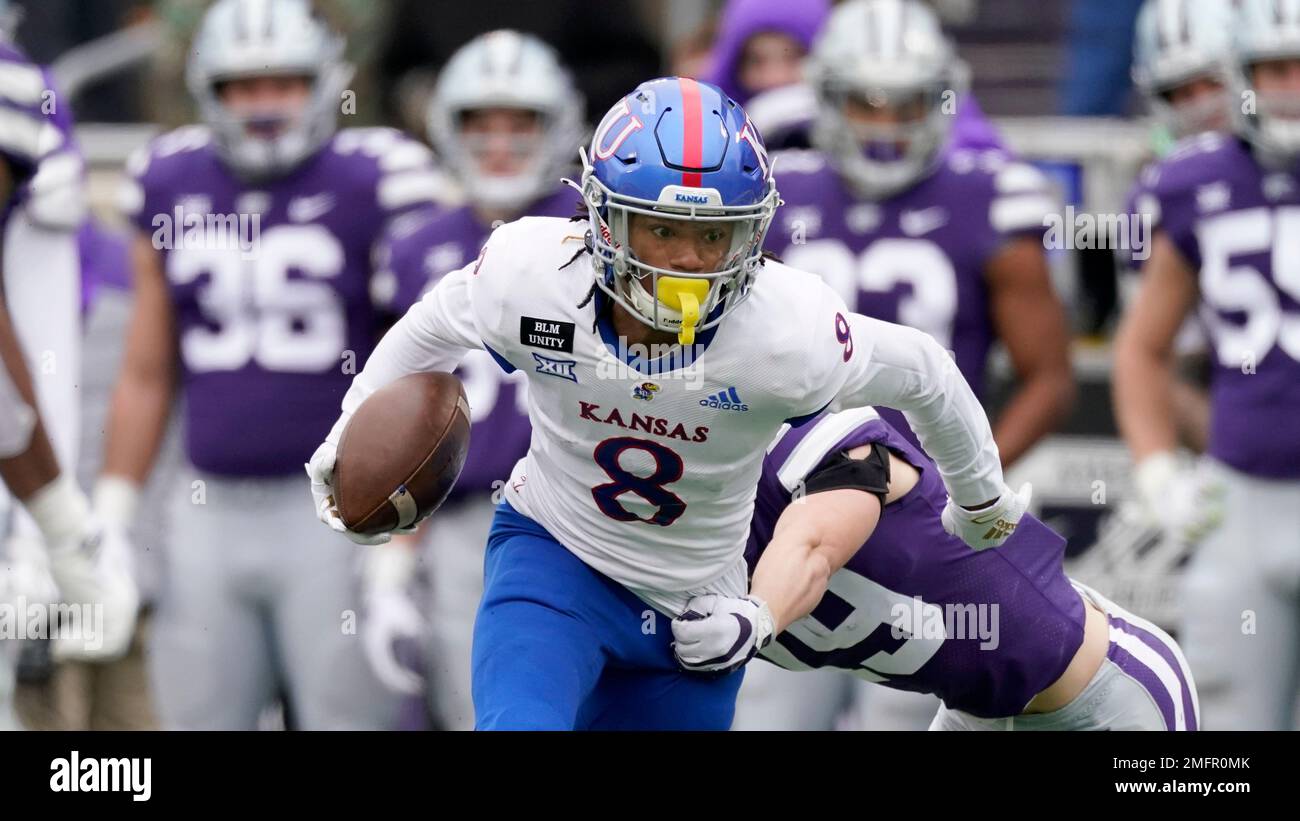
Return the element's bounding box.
[308,76,1029,730]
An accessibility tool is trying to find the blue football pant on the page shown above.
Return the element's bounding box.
[471,502,744,730]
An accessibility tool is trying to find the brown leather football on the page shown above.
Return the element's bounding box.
[334,372,471,535]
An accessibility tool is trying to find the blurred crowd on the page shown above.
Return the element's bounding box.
[8,0,1159,126]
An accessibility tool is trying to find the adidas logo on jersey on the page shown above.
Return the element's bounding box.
[700,387,748,412]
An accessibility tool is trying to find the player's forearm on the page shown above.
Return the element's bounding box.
[750,531,835,635]
[838,317,1004,507]
[1169,377,1210,453]
[750,490,879,633]
[0,300,61,499]
[991,369,1076,468]
[1113,337,1180,463]
[102,369,173,488]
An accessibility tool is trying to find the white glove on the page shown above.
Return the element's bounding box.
[360,543,427,695]
[671,594,774,674]
[941,482,1033,551]
[306,437,418,546]
[1134,452,1225,545]
[0,532,60,633]
[23,474,139,661]
[47,521,140,662]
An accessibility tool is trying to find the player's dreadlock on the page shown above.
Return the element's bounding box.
[559,202,603,328]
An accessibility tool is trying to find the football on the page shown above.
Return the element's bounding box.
[333,372,472,535]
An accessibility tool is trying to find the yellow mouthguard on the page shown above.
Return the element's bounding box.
[658,277,708,346]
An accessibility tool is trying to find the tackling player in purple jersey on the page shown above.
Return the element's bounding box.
[93,0,440,730]
[740,0,1074,730]
[672,408,1198,730]
[1115,0,1300,730]
[368,30,584,728]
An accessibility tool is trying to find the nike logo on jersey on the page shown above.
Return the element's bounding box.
[1264,173,1295,202]
[699,387,749,412]
[900,206,949,237]
[1195,183,1231,214]
[846,203,882,234]
[424,242,465,275]
[288,192,336,222]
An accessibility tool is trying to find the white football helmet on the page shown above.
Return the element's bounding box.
[427,30,584,213]
[187,0,353,179]
[1231,0,1300,160]
[1132,0,1235,137]
[806,0,969,199]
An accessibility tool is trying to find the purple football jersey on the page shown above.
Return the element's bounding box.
[748,409,1086,718]
[121,126,439,476]
[768,148,1053,444]
[1135,134,1300,478]
[374,186,578,499]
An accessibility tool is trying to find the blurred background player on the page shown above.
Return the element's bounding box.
[0,2,153,731]
[734,0,1074,731]
[713,0,1003,154]
[1126,0,1235,448]
[704,0,828,151]
[99,0,439,730]
[370,29,583,728]
[1113,0,1300,730]
[0,0,137,729]
[1065,0,1238,664]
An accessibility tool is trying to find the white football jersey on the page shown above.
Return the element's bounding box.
[337,216,1003,613]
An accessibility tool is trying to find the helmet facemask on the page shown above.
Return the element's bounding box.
[811,62,966,199]
[199,64,350,180]
[187,0,353,182]
[1149,74,1232,138]
[441,107,557,212]
[1236,58,1300,160]
[425,30,585,216]
[573,147,779,346]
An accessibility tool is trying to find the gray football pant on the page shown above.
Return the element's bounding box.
[149,472,399,730]
[1178,458,1300,730]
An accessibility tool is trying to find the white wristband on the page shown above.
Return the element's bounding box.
[26,473,91,548]
[1134,451,1178,506]
[363,542,418,594]
[93,475,141,530]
